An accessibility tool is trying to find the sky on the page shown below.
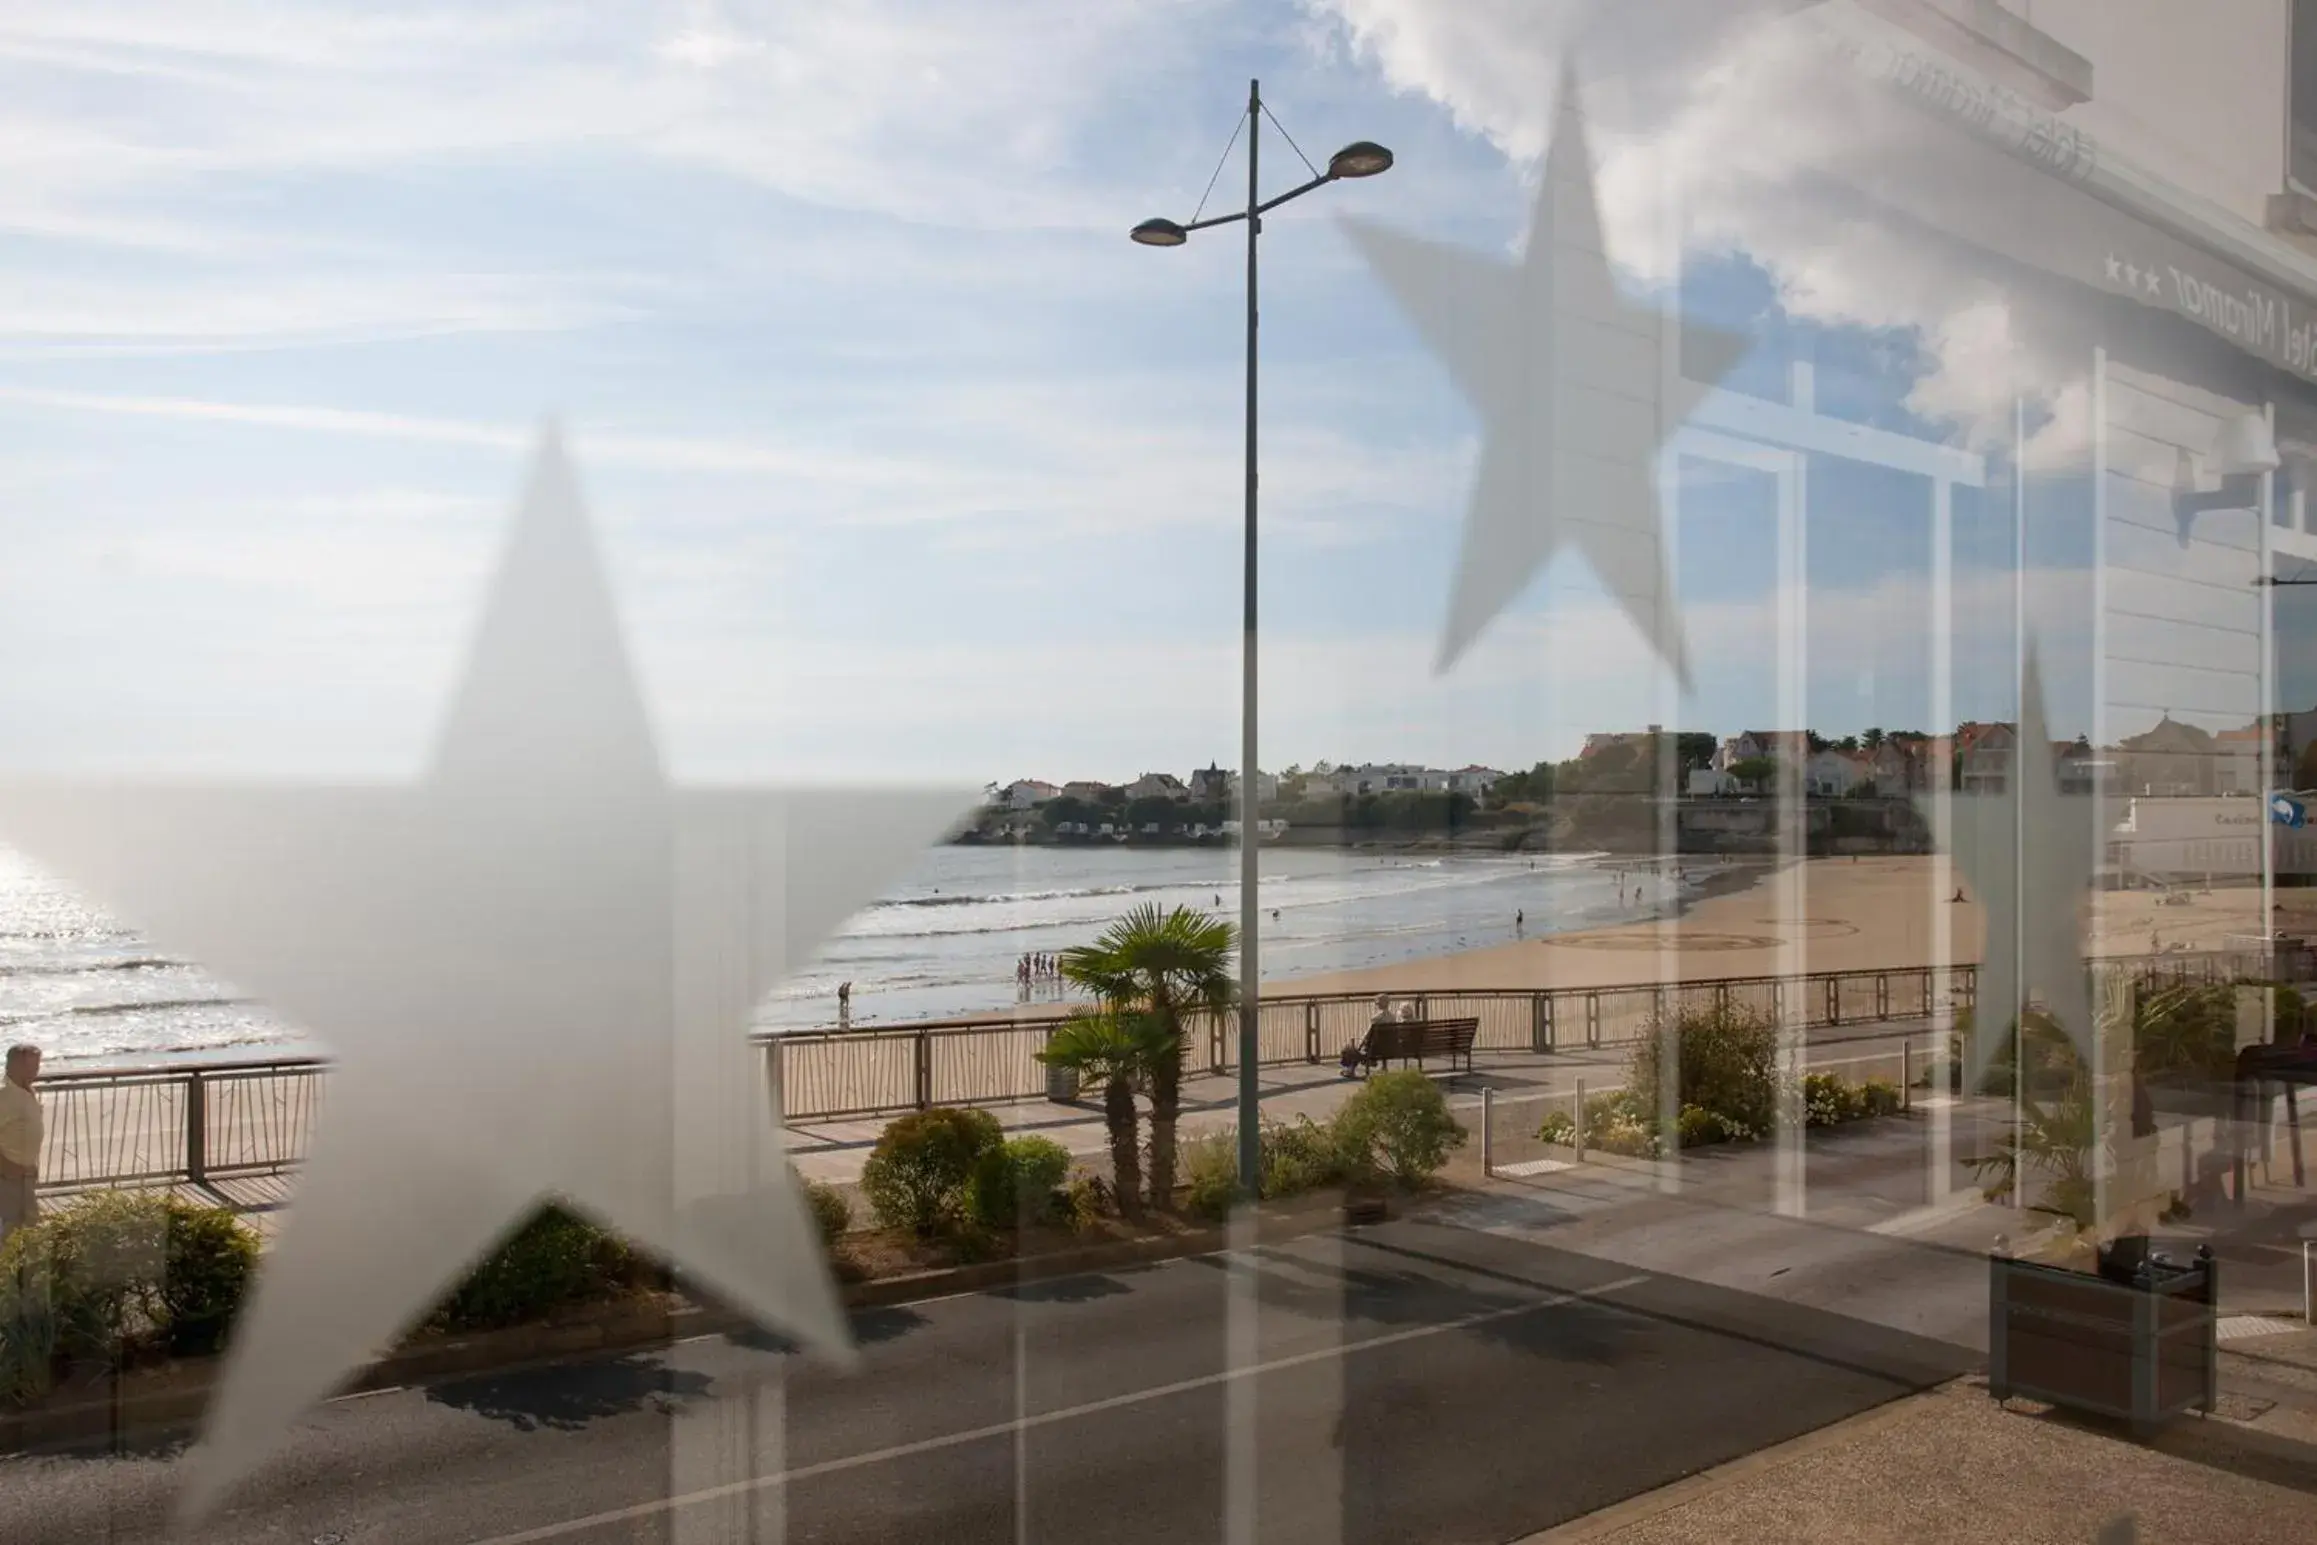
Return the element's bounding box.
[0,1,2273,787]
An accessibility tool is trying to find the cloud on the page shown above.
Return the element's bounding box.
[0,271,642,356]
[0,375,1457,545]
[1306,0,2105,459]
[0,1,1232,242]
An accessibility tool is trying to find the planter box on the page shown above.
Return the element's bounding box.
[1987,1245,2217,1436]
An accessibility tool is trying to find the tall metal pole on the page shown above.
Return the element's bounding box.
[1237,77,1264,1197]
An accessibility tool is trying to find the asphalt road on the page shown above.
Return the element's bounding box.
[0,1209,1977,1545]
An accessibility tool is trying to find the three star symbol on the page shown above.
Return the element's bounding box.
[2104,252,2164,298]
[0,432,975,1517]
[1919,653,2103,1090]
[1343,61,1746,678]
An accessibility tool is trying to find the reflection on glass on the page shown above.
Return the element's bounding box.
[3,4,2317,1542]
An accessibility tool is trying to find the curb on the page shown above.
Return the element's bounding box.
[0,1192,1358,1455]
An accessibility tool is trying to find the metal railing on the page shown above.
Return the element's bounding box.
[26,949,2291,1191]
[37,1058,324,1192]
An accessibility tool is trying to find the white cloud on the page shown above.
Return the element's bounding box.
[0,1,1230,242]
[0,271,641,355]
[1307,0,2104,458]
[0,375,1462,545]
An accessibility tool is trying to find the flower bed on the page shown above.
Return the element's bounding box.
[1533,1002,1906,1159]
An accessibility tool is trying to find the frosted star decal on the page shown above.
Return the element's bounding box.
[0,431,973,1518]
[1919,653,2101,1090]
[1343,59,1747,676]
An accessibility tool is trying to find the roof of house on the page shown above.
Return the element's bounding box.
[2118,715,2218,752]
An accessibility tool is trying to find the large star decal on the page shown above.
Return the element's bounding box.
[1919,652,2102,1090]
[1342,59,1747,677]
[0,432,974,1517]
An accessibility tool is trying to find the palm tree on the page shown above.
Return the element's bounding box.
[2132,978,2236,1080]
[1061,904,1237,1210]
[1036,1011,1160,1216]
[1967,1068,2101,1231]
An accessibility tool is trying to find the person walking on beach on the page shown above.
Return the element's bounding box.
[836,981,852,1025]
[1515,909,1524,935]
[0,1044,42,1243]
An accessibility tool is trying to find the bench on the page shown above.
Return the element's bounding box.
[1348,1017,1479,1076]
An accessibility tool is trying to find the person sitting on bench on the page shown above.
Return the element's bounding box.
[1343,995,1395,1078]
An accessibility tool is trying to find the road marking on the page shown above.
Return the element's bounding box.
[461,1272,1651,1544]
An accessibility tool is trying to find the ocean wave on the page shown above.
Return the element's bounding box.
[871,880,1199,909]
[0,995,251,1026]
[0,957,185,977]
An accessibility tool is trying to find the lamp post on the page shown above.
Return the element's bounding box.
[1133,81,1392,1196]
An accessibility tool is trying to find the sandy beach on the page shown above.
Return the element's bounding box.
[1285,855,2316,999]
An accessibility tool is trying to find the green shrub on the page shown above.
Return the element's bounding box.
[1261,1115,1358,1197]
[1536,1093,1665,1156]
[860,1107,1004,1235]
[1179,1131,1241,1222]
[157,1199,260,1355]
[803,1180,851,1247]
[968,1136,1074,1229]
[1583,1093,1663,1159]
[1059,1174,1112,1232]
[1802,1072,1864,1128]
[1629,1002,1779,1137]
[0,1191,262,1402]
[1336,1071,1467,1188]
[1677,1103,1753,1148]
[1859,1077,1904,1117]
[1185,1112,1380,1216]
[431,1205,647,1333]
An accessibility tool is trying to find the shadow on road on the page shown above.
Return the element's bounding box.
[425,1353,715,1433]
[992,1273,1131,1305]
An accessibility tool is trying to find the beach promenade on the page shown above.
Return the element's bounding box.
[24,855,2299,1205]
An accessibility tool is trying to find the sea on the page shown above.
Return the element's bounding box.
[0,843,1707,1066]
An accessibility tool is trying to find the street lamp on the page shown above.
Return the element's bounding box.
[1133,80,1393,1197]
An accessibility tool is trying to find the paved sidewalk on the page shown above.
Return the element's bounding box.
[1521,1373,2317,1544]
[781,1025,1931,1189]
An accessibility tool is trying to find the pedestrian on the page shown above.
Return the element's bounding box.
[0,1043,42,1244]
[1515,908,1524,934]
[836,980,852,1023]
